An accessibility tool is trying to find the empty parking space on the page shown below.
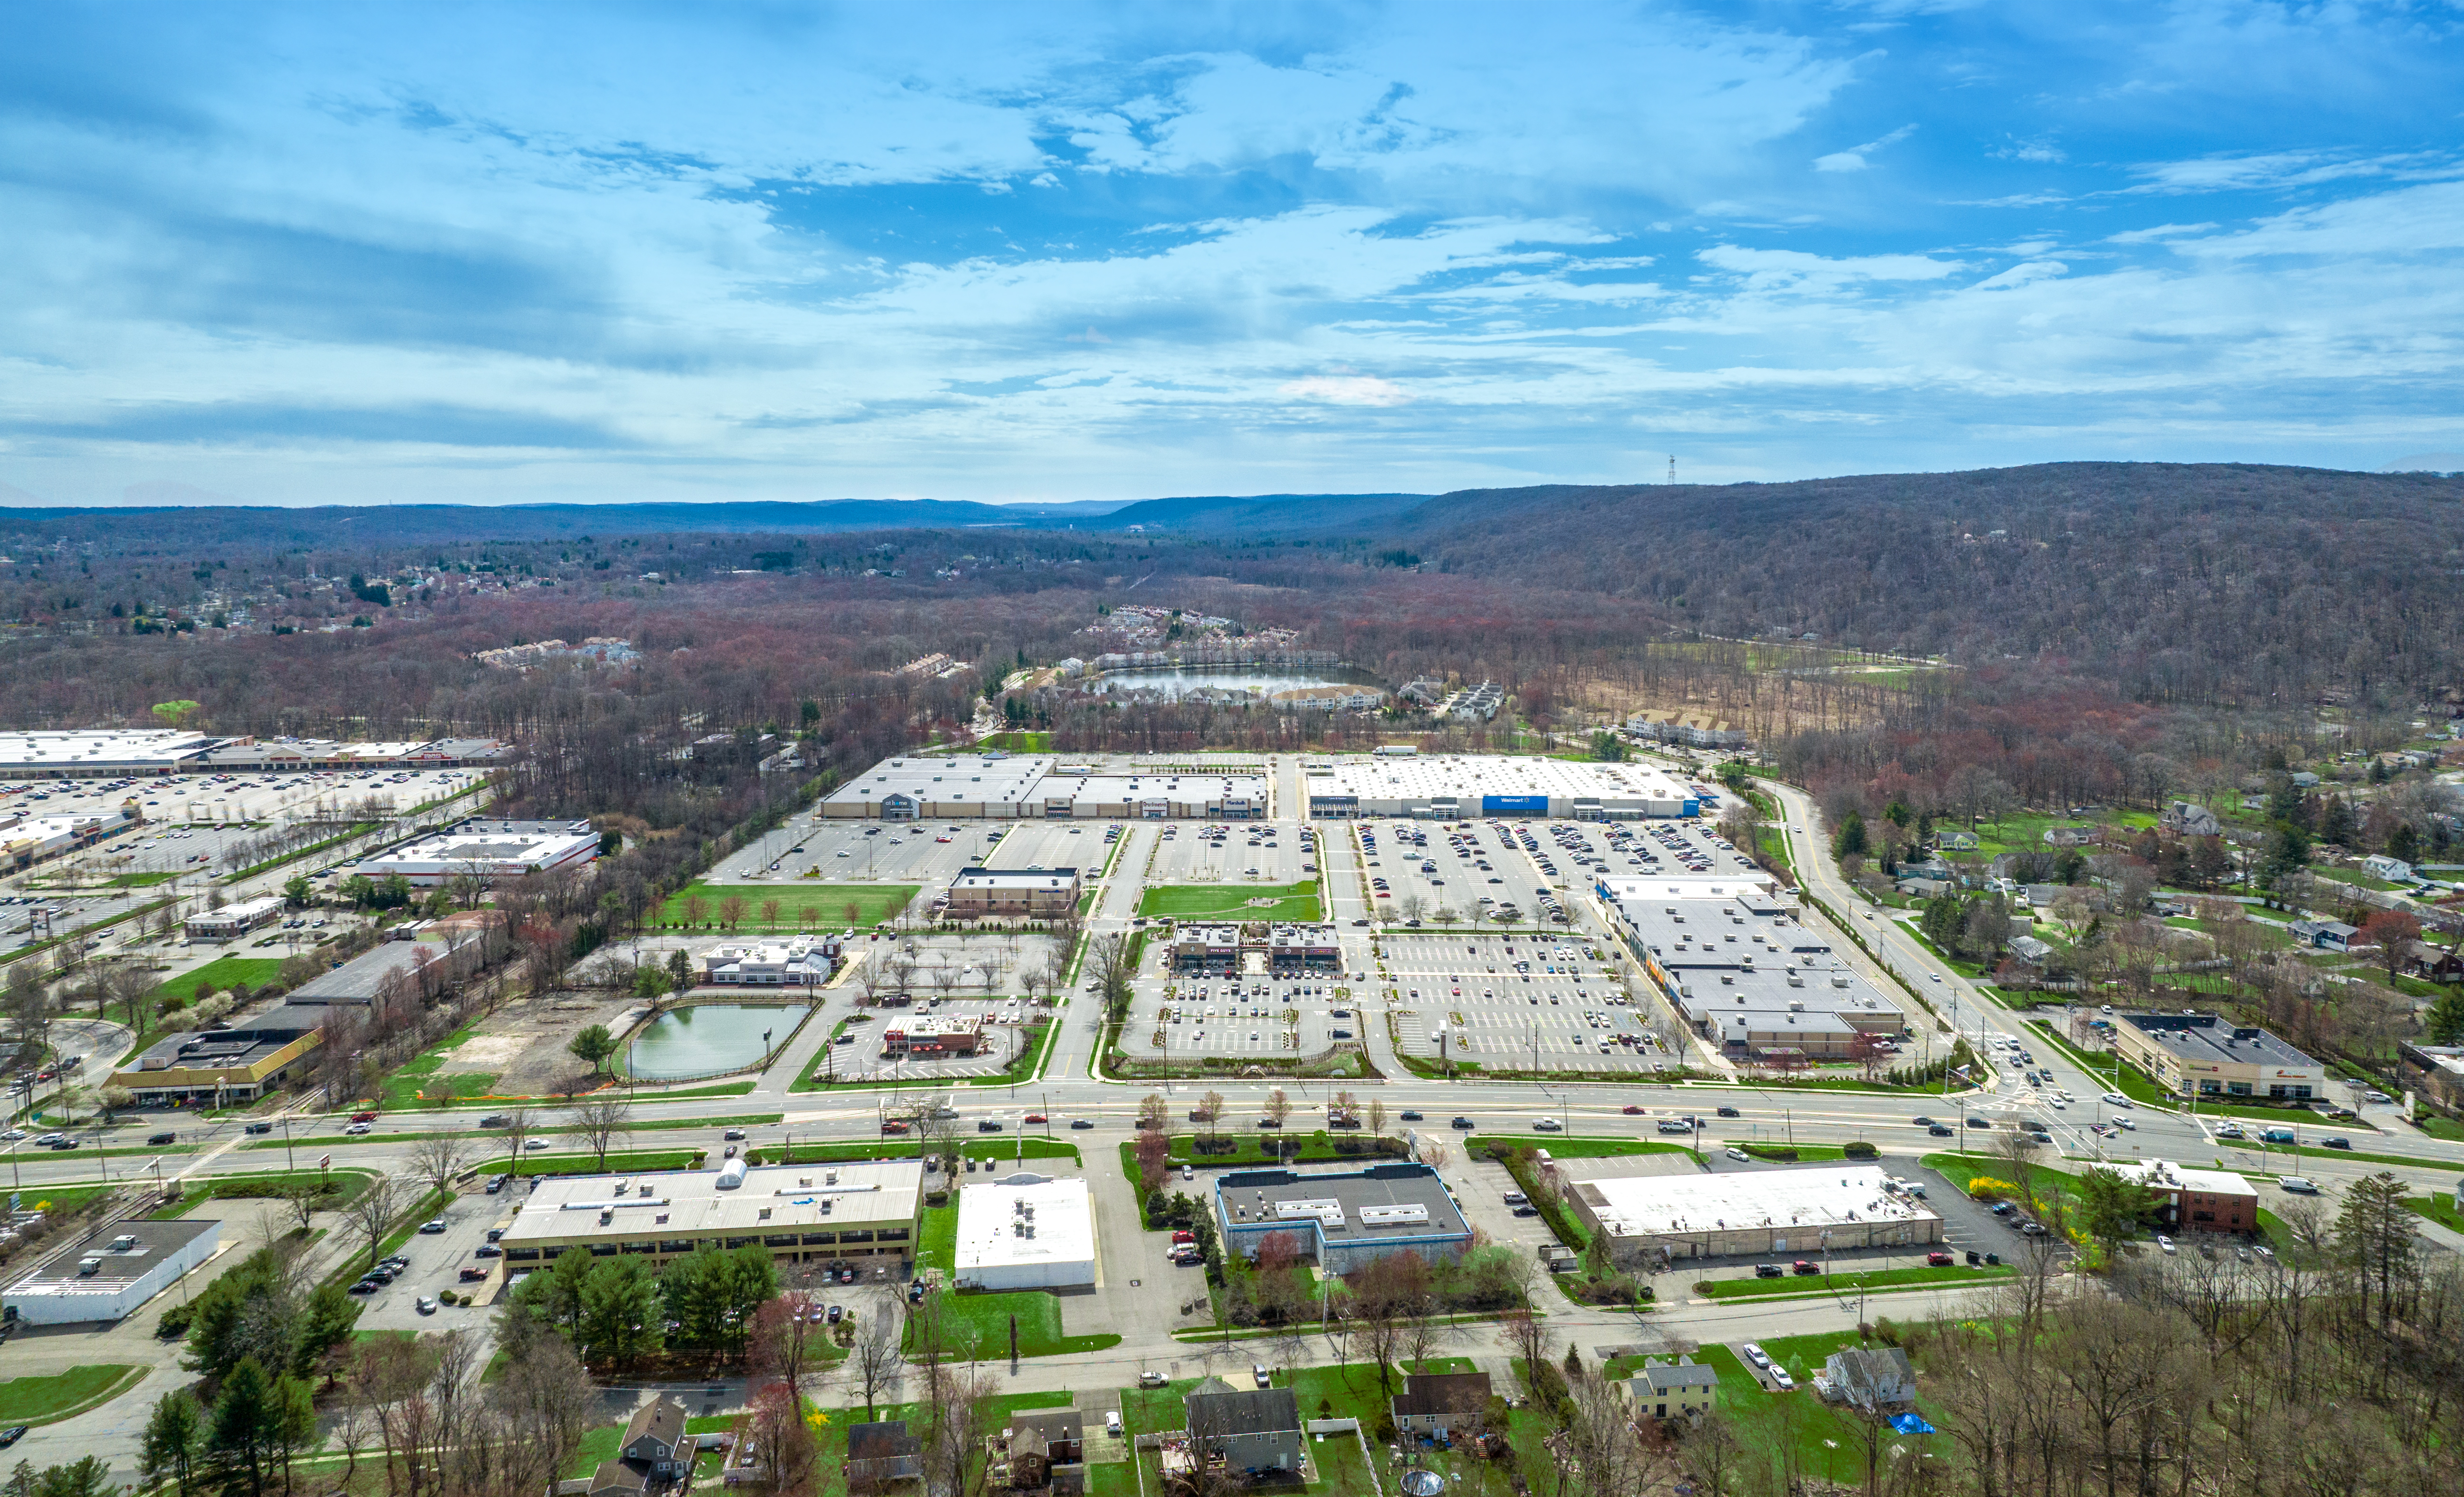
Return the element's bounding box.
[1382,931,1672,1074]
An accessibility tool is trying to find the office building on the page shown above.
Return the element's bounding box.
[955,1173,1096,1290]
[496,1160,921,1271]
[1212,1162,1472,1273]
[2110,1012,2326,1102]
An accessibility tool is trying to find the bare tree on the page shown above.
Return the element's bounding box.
[570,1094,632,1170]
[1265,1087,1293,1129]
[346,1174,403,1271]
[499,1105,533,1179]
[844,1288,904,1420]
[407,1135,470,1204]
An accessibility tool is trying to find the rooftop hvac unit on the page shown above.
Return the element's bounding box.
[1831,974,1850,988]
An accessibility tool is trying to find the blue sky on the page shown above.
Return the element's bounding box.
[4,1,2462,506]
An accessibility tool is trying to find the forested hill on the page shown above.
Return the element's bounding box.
[1384,463,2464,704]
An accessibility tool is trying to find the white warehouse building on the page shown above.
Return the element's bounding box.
[3,1219,221,1325]
[344,818,600,886]
[1302,755,1697,820]
[954,1173,1097,1290]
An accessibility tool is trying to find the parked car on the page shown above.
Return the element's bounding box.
[1927,1251,1955,1267]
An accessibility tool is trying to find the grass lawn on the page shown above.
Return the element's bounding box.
[0,1365,145,1425]
[1697,1264,2013,1299]
[5,1183,123,1215]
[656,882,919,930]
[1154,1131,1409,1170]
[475,1148,701,1177]
[909,1287,1120,1358]
[1138,881,1322,921]
[153,954,285,1006]
[151,1169,376,1219]
[1738,1143,1851,1162]
[105,870,181,887]
[2403,1195,2464,1234]
[977,731,1055,752]
[2408,1113,2464,1143]
[380,1023,497,1109]
[916,1203,958,1275]
[1478,1135,1699,1160]
[1692,1335,1953,1489]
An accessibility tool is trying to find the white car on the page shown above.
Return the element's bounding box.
[523,1137,551,1151]
[2111,1116,2135,1131]
[1725,1147,1750,1162]
[2156,1234,2176,1255]
[2104,1093,2131,1107]
[344,1122,373,1135]
[1770,1367,1795,1390]
[1741,1342,1770,1369]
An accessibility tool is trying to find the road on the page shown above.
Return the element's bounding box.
[11,761,2464,1478]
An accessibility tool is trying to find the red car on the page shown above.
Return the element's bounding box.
[350,1110,378,1124]
[1023,1114,1047,1124]
[1926,1251,1955,1267]
[1622,1105,1645,1116]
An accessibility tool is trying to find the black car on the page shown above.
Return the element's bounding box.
[0,1428,24,1449]
[1511,1204,1540,1218]
[1716,1106,1740,1118]
[1069,1119,1094,1130]
[2321,1136,2352,1149]
[243,1121,275,1135]
[1399,1110,1423,1121]
[1330,1030,1352,1040]
[1256,1118,1281,1129]
[148,1131,176,1145]
[348,1280,380,1295]
[1450,1116,1476,1130]
[1928,1124,1954,1136]
[977,1120,1003,1133]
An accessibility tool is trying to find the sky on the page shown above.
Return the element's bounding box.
[4,0,2463,507]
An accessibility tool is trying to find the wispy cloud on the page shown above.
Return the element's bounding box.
[1814,123,1917,173]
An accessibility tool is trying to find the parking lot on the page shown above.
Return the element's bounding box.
[1348,815,1761,931]
[823,992,1045,1083]
[349,1174,523,1332]
[1143,820,1314,885]
[1122,963,1363,1064]
[1381,931,1672,1074]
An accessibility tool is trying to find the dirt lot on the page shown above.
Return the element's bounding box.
[439,988,641,1097]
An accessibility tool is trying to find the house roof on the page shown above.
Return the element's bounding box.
[590,1460,649,1496]
[1636,1357,1717,1394]
[848,1421,922,1465]
[1186,1389,1301,1441]
[625,1396,685,1452]
[1010,1409,1084,1459]
[1390,1372,1492,1418]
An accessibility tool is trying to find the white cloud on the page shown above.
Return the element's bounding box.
[1281,374,1410,406]
[2105,222,2217,244]
[1814,124,1916,173]
[1971,260,2066,290]
[1698,244,1966,291]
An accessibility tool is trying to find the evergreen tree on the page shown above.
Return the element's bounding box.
[2318,795,2359,848]
[1833,812,1869,858]
[2425,988,2464,1046]
[141,1390,205,1497]
[207,1356,277,1497]
[579,1257,664,1367]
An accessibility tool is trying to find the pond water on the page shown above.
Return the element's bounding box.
[1090,666,1385,700]
[627,1002,809,1080]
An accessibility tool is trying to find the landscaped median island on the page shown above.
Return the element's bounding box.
[0,1365,147,1427]
[1696,1262,2014,1299]
[655,881,920,929]
[1136,880,1322,921]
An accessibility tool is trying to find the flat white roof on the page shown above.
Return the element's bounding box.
[1305,755,1691,805]
[1570,1165,1936,1239]
[955,1173,1095,1276]
[0,730,214,769]
[499,1160,922,1245]
[2110,1160,2256,1197]
[826,755,1056,808]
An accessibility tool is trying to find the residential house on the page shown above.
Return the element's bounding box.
[1818,1347,1917,1412]
[622,1398,691,1480]
[1185,1388,1303,1478]
[2408,944,2464,983]
[588,1463,650,1497]
[1936,830,1979,851]
[2290,772,2321,789]
[2290,918,2360,952]
[848,1421,925,1491]
[1007,1409,1086,1496]
[2361,855,2415,883]
[2042,826,2098,848]
[2006,934,2056,967]
[1621,1357,1718,1421]
[1390,1371,1493,1438]
[2159,801,2223,838]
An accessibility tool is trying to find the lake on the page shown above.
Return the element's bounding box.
[1089,666,1386,701]
[627,1002,809,1080]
